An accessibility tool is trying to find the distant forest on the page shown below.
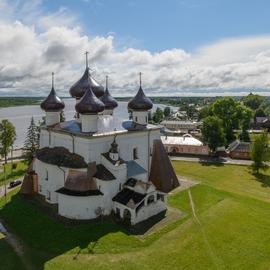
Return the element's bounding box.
[0,97,41,108]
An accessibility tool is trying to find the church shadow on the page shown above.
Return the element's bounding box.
[253,172,270,188]
[0,193,133,270]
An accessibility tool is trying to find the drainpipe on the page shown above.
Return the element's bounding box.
[48,130,51,147]
[70,134,75,153]
[147,129,151,179]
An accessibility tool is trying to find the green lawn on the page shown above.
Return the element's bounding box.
[0,161,28,185]
[1,161,270,269]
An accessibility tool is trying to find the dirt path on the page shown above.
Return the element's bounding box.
[0,220,32,270]
[188,189,224,270]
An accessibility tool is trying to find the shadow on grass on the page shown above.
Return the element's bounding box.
[198,157,225,167]
[0,193,130,270]
[253,173,270,188]
[0,193,168,269]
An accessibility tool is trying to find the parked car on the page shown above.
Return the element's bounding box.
[9,180,22,188]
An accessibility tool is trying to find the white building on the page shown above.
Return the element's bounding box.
[161,134,209,156]
[22,59,179,226]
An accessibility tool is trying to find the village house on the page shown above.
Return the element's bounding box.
[226,140,251,160]
[160,120,202,133]
[161,134,209,156]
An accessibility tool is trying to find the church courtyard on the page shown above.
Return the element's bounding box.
[1,161,270,270]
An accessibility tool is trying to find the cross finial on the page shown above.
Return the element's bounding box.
[52,72,54,88]
[106,75,109,90]
[139,72,142,87]
[85,51,89,68]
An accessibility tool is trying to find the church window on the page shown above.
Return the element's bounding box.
[133,147,138,160]
[45,170,48,181]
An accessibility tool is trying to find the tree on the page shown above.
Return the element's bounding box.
[60,111,65,122]
[163,107,171,118]
[198,105,212,120]
[152,107,164,123]
[212,97,238,143]
[243,93,264,110]
[254,107,266,118]
[251,131,270,173]
[23,117,39,164]
[236,105,252,142]
[0,120,16,164]
[201,116,226,153]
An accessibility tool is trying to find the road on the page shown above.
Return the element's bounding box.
[0,179,22,198]
[170,156,252,166]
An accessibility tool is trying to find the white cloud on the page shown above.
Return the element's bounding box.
[1,0,270,96]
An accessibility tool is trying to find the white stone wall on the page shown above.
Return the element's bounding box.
[132,110,149,125]
[45,111,60,126]
[132,200,167,225]
[100,155,127,185]
[34,159,76,204]
[58,194,104,220]
[95,178,120,215]
[39,128,160,182]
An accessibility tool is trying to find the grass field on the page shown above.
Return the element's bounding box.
[1,161,270,269]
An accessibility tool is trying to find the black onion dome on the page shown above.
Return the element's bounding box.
[100,88,118,110]
[69,68,104,99]
[40,87,65,112]
[128,86,153,111]
[75,86,104,114]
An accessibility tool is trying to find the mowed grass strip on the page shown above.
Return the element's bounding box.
[1,162,270,269]
[172,160,270,203]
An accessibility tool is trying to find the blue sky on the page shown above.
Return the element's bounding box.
[1,0,270,96]
[43,0,270,52]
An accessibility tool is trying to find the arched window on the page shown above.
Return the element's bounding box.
[147,195,155,204]
[123,209,131,220]
[133,147,138,160]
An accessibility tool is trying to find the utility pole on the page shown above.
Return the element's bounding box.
[4,163,6,204]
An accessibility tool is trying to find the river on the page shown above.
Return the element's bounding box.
[0,99,174,148]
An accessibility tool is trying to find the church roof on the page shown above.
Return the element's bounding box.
[40,73,65,112]
[69,53,104,98]
[95,164,116,181]
[126,160,147,178]
[69,67,105,99]
[56,187,103,197]
[75,86,104,114]
[36,147,87,168]
[128,86,153,111]
[112,188,146,207]
[128,72,153,111]
[64,169,99,192]
[100,76,118,110]
[149,139,179,193]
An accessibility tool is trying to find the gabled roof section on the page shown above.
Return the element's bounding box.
[126,160,147,178]
[149,139,179,193]
[112,188,146,208]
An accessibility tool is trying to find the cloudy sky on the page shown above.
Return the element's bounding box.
[1,0,270,97]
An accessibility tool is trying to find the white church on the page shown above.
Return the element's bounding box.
[22,54,179,226]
